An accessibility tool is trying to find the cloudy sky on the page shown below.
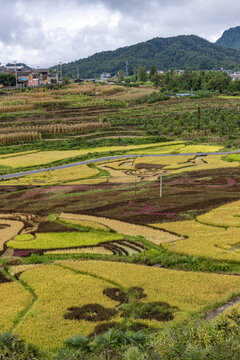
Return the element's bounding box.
[0,0,239,67]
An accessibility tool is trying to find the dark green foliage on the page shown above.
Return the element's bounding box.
[0,74,16,86]
[103,286,146,304]
[60,35,240,78]
[150,310,240,360]
[216,26,240,50]
[90,322,118,336]
[121,301,176,322]
[103,287,128,303]
[137,66,147,82]
[64,335,91,352]
[152,70,232,93]
[0,331,43,359]
[64,304,117,322]
[0,271,12,283]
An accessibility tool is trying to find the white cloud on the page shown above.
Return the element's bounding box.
[0,0,240,67]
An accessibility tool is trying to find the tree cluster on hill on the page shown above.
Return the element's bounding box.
[216,26,240,50]
[124,68,239,94]
[60,35,240,78]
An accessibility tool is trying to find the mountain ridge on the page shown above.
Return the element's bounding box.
[216,26,240,50]
[61,34,240,78]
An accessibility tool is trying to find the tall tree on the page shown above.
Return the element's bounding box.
[137,66,147,82]
[149,65,157,80]
[118,70,124,82]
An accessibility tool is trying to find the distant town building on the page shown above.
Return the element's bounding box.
[100,73,111,81]
[230,72,240,80]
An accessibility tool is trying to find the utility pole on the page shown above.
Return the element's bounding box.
[159,172,162,198]
[126,61,128,77]
[135,176,137,199]
[14,60,18,89]
[59,61,62,82]
[77,65,80,80]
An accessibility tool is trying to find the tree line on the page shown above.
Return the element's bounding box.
[122,67,240,94]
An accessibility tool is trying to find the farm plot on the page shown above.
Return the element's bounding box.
[5,260,240,349]
[0,274,32,333]
[2,164,99,186]
[134,154,240,175]
[152,200,240,261]
[0,213,39,256]
[0,141,184,170]
[58,260,240,328]
[8,230,124,251]
[10,265,120,348]
[58,213,181,245]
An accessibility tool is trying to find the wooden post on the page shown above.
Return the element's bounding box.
[160,172,162,198]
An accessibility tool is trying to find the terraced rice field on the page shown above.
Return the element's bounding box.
[59,213,181,245]
[157,200,240,261]
[1,131,240,351]
[2,261,240,348]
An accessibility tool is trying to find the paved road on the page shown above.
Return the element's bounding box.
[0,150,240,180]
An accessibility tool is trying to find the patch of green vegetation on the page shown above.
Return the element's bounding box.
[8,231,124,250]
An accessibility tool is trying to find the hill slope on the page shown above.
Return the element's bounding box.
[62,35,240,78]
[216,26,240,50]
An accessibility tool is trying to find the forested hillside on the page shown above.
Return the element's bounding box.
[216,26,240,50]
[61,35,240,78]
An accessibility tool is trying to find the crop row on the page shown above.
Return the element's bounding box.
[0,131,42,145]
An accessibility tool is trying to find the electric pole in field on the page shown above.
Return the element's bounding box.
[14,60,18,89]
[77,65,80,80]
[135,176,137,199]
[159,172,162,198]
[59,62,62,82]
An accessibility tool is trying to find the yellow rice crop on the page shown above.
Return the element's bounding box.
[59,213,181,245]
[130,143,185,155]
[59,260,240,320]
[134,154,240,175]
[9,264,40,276]
[153,220,240,261]
[8,231,123,250]
[45,247,113,255]
[178,144,223,153]
[198,200,240,228]
[0,281,32,332]
[14,265,119,348]
[0,150,39,160]
[1,164,99,186]
[0,142,185,168]
[61,218,110,232]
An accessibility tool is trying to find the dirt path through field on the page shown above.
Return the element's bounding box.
[59,213,182,245]
[204,296,240,320]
